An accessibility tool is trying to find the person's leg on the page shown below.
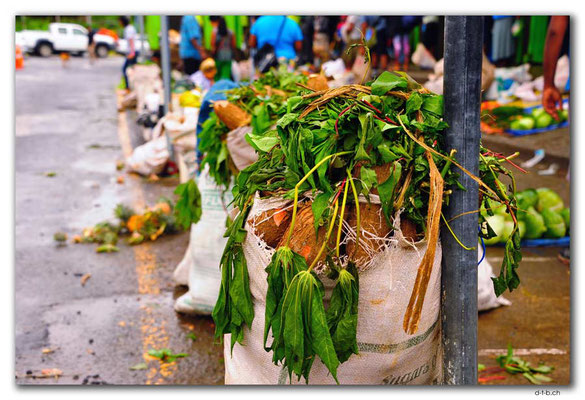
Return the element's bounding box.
[122,57,130,89]
[392,35,402,69]
[402,33,410,70]
[183,58,196,75]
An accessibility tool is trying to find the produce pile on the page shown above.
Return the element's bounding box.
[481,104,568,134]
[72,200,180,252]
[211,70,523,383]
[482,187,569,244]
[197,66,310,189]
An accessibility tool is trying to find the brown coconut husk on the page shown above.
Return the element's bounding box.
[345,203,391,267]
[249,208,291,248]
[276,203,333,266]
[402,151,444,335]
[213,100,251,130]
[306,74,329,92]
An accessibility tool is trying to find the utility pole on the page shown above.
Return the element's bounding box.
[159,15,174,161]
[440,16,483,385]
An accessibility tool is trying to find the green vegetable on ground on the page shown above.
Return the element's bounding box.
[536,188,564,213]
[541,209,566,238]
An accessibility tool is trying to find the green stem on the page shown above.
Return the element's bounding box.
[284,151,352,248]
[441,149,457,178]
[308,200,339,272]
[336,176,350,259]
[347,169,361,253]
[441,212,475,251]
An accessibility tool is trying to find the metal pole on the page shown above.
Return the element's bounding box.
[160,15,172,114]
[137,15,145,62]
[441,16,483,385]
[159,15,174,161]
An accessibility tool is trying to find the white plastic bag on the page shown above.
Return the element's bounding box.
[477,251,511,311]
[226,126,258,171]
[411,43,437,70]
[125,127,169,176]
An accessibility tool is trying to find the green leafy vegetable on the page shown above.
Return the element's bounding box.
[173,179,202,230]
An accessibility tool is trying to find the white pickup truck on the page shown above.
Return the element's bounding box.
[15,23,116,58]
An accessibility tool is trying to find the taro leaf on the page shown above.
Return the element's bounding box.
[265,249,308,364]
[377,143,400,164]
[492,229,522,296]
[307,272,340,383]
[326,263,359,363]
[229,248,254,329]
[312,191,333,236]
[287,96,303,113]
[277,113,299,130]
[422,95,444,117]
[245,129,279,153]
[371,71,408,96]
[377,161,403,223]
[280,273,305,381]
[276,270,339,384]
[406,92,423,115]
[360,166,378,194]
[173,179,202,230]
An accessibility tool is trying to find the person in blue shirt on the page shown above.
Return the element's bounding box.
[249,16,303,61]
[180,16,208,75]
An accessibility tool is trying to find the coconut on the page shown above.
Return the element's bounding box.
[306,74,329,92]
[345,203,392,267]
[276,203,333,266]
[249,207,291,248]
[213,100,252,130]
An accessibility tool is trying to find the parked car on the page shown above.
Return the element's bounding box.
[116,35,151,57]
[15,23,116,58]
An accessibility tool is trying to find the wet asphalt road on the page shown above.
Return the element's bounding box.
[15,56,224,385]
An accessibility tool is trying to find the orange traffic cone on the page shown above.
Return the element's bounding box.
[15,45,24,70]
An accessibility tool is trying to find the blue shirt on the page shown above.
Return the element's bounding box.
[250,16,303,61]
[180,16,202,60]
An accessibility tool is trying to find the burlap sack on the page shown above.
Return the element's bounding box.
[223,194,442,385]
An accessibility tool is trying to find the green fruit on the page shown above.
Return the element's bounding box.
[517,189,538,215]
[560,208,570,230]
[536,188,564,213]
[531,108,546,119]
[483,215,505,246]
[500,217,515,243]
[535,112,554,128]
[512,116,535,130]
[518,220,526,239]
[558,109,568,122]
[523,207,547,239]
[486,197,506,215]
[541,209,566,238]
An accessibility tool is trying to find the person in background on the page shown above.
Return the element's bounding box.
[249,15,303,63]
[190,58,217,93]
[340,15,364,69]
[392,16,420,71]
[541,16,570,265]
[209,16,236,80]
[120,16,137,91]
[87,24,96,65]
[490,16,515,67]
[298,16,315,66]
[542,16,569,120]
[312,16,338,65]
[180,15,208,75]
[363,16,389,74]
[421,16,441,61]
